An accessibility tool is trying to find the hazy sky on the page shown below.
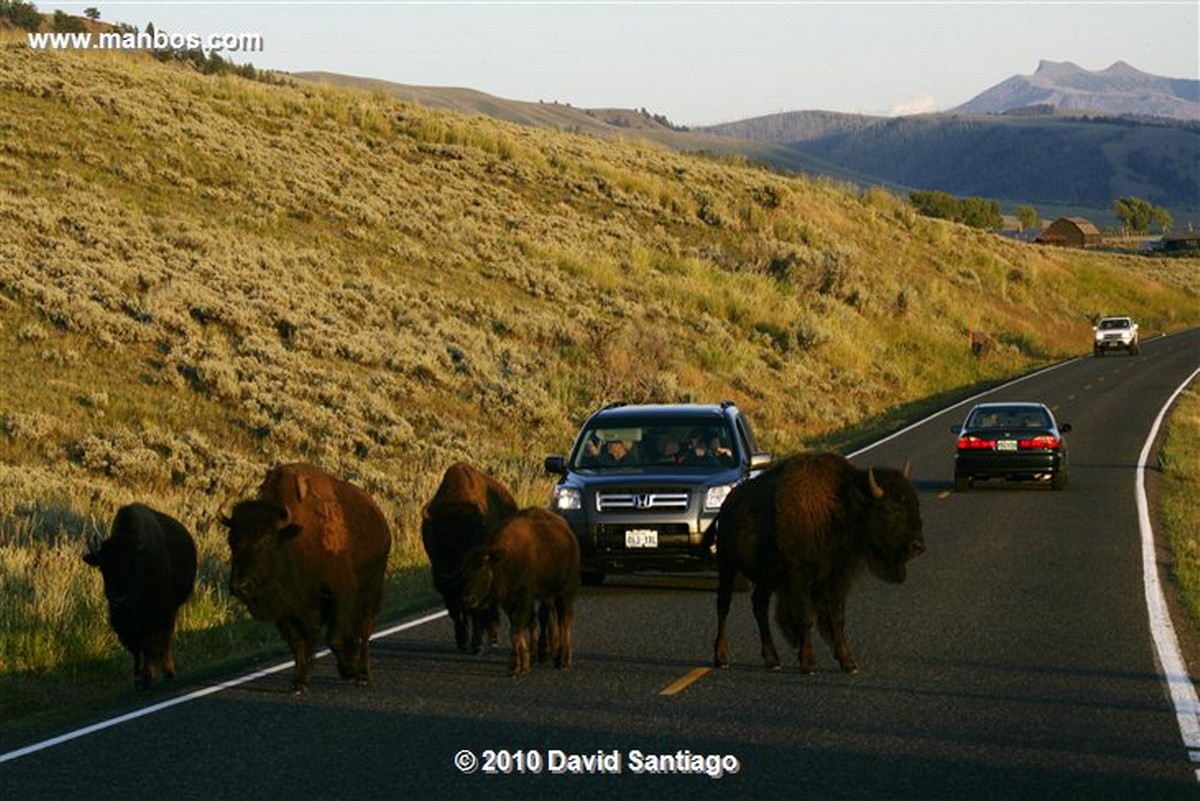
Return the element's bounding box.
[52,1,1200,126]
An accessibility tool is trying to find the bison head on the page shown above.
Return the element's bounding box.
[862,466,926,584]
[421,503,487,582]
[221,500,301,615]
[83,534,138,612]
[460,547,505,612]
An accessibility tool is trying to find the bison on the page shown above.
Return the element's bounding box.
[222,463,391,694]
[461,508,579,676]
[711,452,925,674]
[421,462,518,652]
[83,503,197,689]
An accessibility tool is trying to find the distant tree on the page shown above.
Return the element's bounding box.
[1113,195,1171,234]
[84,6,99,21]
[51,8,86,32]
[910,190,1002,230]
[909,190,958,221]
[960,196,1003,230]
[1152,207,1173,235]
[1,0,43,30]
[1015,204,1040,231]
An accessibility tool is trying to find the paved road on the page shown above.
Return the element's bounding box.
[3,329,1198,800]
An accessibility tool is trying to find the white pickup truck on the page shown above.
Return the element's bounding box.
[1093,316,1139,356]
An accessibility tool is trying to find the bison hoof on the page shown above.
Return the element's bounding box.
[289,683,310,696]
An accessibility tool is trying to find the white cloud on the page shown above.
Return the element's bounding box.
[891,93,938,116]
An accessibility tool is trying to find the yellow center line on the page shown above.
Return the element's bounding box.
[658,666,711,696]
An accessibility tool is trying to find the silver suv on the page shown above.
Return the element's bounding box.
[544,401,772,584]
[1093,316,1139,356]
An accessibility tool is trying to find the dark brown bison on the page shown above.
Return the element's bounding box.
[222,463,391,694]
[711,453,925,674]
[461,507,579,676]
[421,462,518,652]
[83,503,197,689]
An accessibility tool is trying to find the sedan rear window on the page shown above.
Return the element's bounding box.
[967,408,1050,429]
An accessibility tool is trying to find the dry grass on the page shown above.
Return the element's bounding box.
[0,34,1197,721]
[1161,385,1200,624]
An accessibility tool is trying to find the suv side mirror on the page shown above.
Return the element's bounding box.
[750,452,773,470]
[544,455,567,475]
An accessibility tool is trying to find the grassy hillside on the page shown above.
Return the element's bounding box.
[1,35,1197,721]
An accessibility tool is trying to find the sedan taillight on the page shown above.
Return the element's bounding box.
[1019,435,1061,450]
[957,435,995,450]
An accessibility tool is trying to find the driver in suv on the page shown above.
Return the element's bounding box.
[544,401,772,584]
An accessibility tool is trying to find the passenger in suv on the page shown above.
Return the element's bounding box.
[544,401,772,584]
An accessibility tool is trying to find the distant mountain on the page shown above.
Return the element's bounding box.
[697,62,1200,223]
[701,110,1199,223]
[953,60,1200,121]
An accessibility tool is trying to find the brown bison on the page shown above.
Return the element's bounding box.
[84,503,197,689]
[421,462,518,652]
[461,508,579,676]
[711,453,925,674]
[222,463,391,694]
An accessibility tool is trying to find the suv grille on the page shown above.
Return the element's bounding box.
[596,491,690,511]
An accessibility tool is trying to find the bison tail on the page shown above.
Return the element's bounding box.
[773,584,804,649]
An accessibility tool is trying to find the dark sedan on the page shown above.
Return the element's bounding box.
[952,402,1071,491]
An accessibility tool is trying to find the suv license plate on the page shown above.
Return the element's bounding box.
[625,529,658,548]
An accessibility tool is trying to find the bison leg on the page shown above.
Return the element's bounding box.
[133,647,153,689]
[713,559,737,668]
[554,596,573,670]
[468,606,497,654]
[506,608,532,676]
[446,594,471,652]
[277,618,315,694]
[817,592,858,674]
[751,584,781,670]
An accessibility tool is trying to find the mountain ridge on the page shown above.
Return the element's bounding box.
[952,60,1200,120]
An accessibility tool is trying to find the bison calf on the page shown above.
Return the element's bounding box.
[422,462,518,653]
[461,508,579,676]
[84,503,197,689]
[711,453,925,674]
[223,463,391,694]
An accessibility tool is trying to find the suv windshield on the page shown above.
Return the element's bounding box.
[571,419,737,469]
[1099,318,1130,330]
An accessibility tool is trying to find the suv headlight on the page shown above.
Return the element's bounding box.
[704,483,735,511]
[553,487,582,511]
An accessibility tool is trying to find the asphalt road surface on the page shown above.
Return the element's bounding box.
[3,329,1198,800]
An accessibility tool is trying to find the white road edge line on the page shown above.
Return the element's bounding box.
[1135,368,1200,781]
[0,610,448,764]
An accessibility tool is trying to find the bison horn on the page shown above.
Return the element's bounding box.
[868,467,885,499]
[902,460,912,479]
